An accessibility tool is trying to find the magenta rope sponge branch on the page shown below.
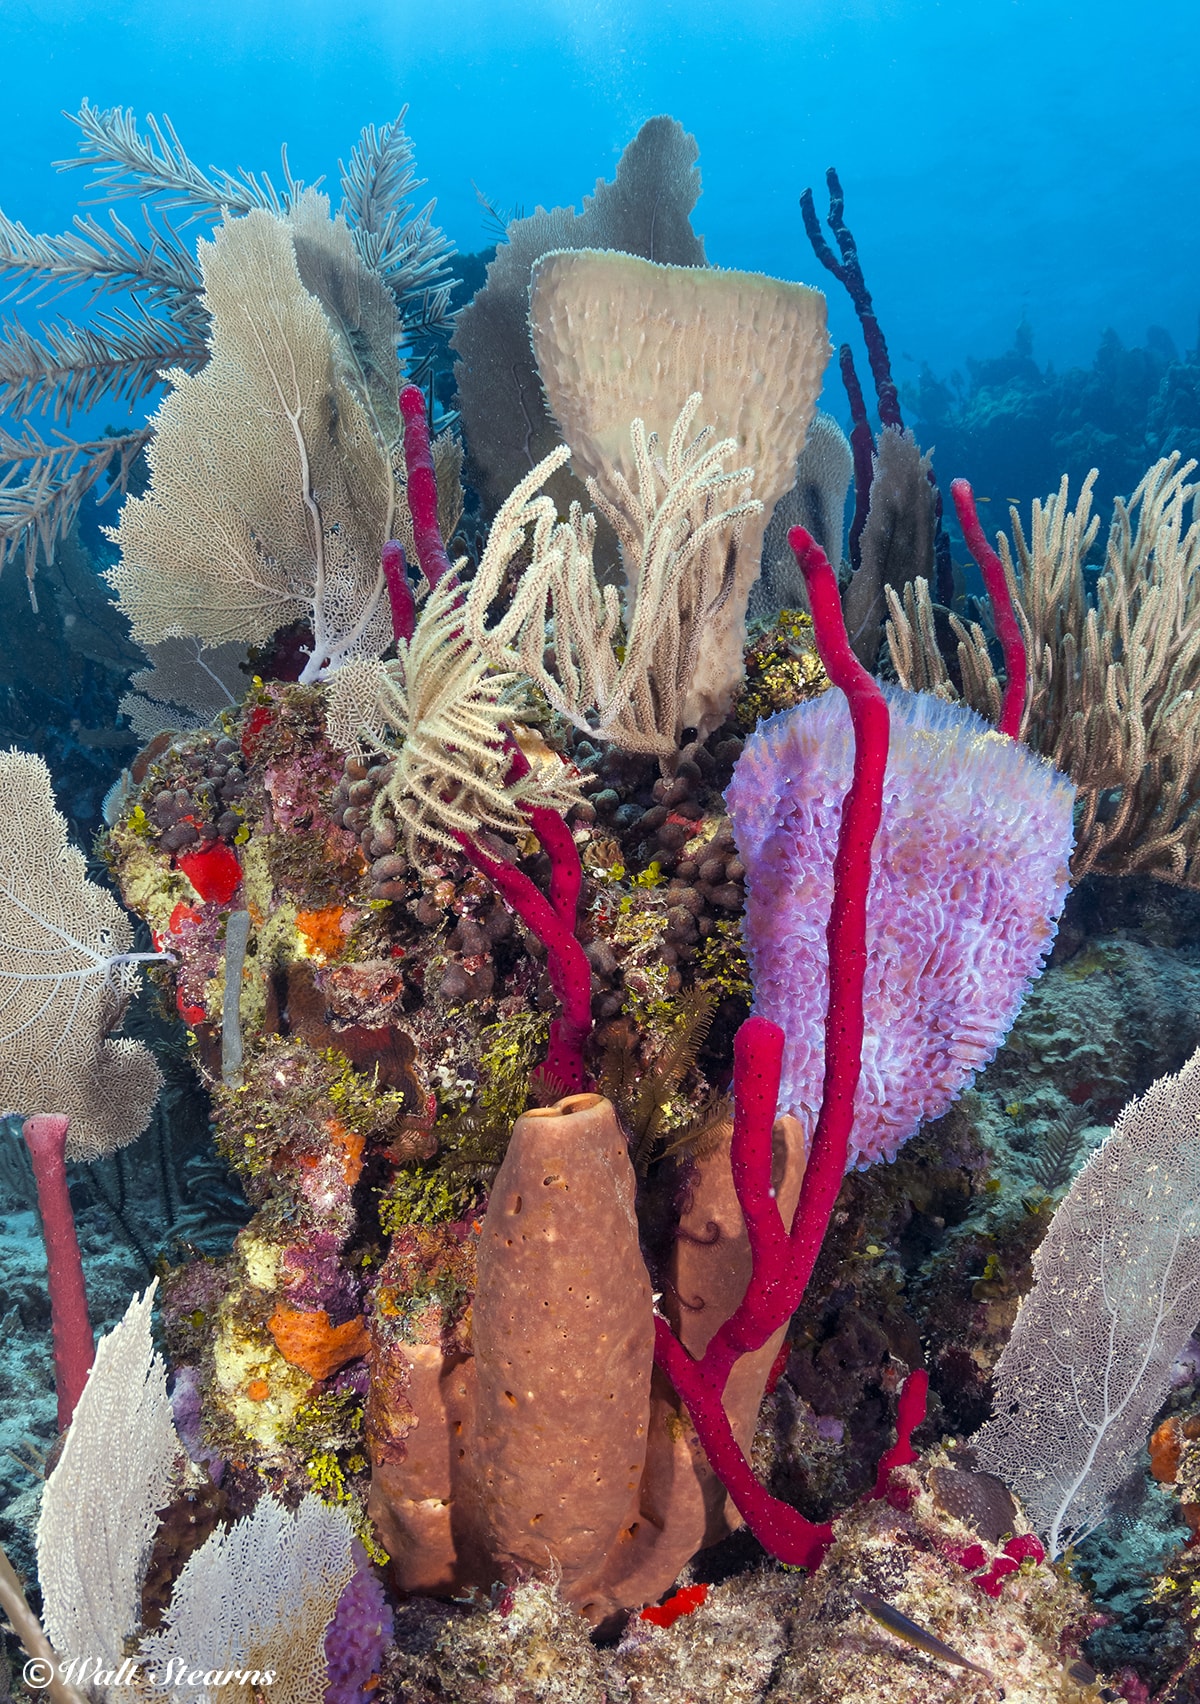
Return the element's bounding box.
[399,383,454,590]
[380,539,416,643]
[650,1016,837,1570]
[651,527,889,1570]
[504,741,583,931]
[951,476,1029,739]
[22,1114,94,1430]
[785,526,889,1268]
[695,1017,795,1386]
[872,1367,930,1497]
[450,828,592,1092]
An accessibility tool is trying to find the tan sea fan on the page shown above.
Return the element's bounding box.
[0,749,163,1159]
[107,199,401,682]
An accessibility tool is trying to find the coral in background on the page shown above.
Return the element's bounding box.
[119,638,249,744]
[909,318,1200,522]
[451,115,706,524]
[886,454,1200,885]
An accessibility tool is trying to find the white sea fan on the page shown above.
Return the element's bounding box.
[137,1494,357,1704]
[37,1282,180,1667]
[0,748,164,1158]
[974,1044,1200,1555]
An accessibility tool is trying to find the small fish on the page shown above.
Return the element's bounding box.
[851,1587,998,1685]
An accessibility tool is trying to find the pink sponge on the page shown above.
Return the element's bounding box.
[726,685,1075,1168]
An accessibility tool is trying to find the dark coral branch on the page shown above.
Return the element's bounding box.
[840,343,875,573]
[932,478,955,607]
[805,169,956,605]
[801,168,902,431]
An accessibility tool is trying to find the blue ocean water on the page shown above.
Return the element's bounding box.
[2,0,1196,384]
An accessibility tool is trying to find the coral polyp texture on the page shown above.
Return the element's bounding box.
[727,686,1076,1167]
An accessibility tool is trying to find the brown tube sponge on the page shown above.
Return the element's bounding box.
[367,1343,485,1597]
[471,1093,655,1620]
[663,1111,808,1544]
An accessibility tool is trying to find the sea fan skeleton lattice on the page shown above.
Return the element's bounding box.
[0,750,163,1159]
[0,101,455,601]
[974,1044,1200,1555]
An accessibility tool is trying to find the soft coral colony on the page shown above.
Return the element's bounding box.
[1,107,1199,1704]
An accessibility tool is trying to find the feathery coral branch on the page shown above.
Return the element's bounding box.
[0,308,203,419]
[0,425,152,602]
[465,394,760,755]
[59,99,306,218]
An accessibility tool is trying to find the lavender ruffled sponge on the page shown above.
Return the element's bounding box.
[726,685,1075,1168]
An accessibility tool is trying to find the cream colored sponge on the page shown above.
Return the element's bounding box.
[529,249,830,733]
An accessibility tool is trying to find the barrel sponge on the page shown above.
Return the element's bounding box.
[726,685,1076,1168]
[529,248,830,734]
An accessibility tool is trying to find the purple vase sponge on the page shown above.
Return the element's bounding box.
[726,685,1075,1168]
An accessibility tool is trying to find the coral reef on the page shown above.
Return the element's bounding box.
[4,105,1200,1704]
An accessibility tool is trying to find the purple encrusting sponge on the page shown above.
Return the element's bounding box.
[324,1542,394,1704]
[725,684,1076,1168]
